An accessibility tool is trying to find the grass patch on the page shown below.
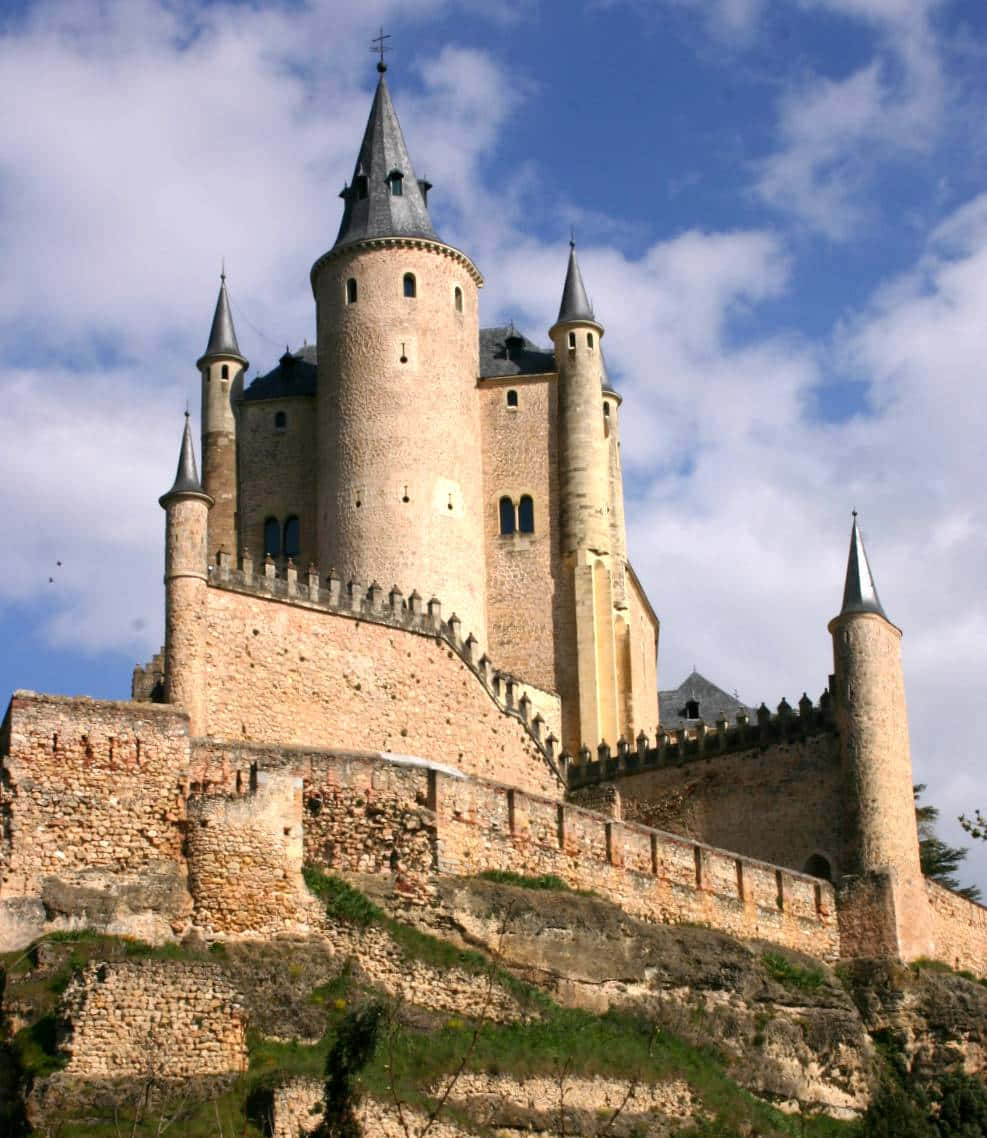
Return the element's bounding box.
[910,956,987,986]
[302,865,382,926]
[476,869,573,892]
[762,951,825,991]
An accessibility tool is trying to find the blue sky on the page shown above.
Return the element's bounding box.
[1,0,986,891]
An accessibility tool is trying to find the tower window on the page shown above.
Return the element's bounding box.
[685,699,700,719]
[506,389,518,408]
[221,364,229,380]
[403,273,416,298]
[567,331,576,350]
[346,278,358,304]
[274,411,287,431]
[263,517,280,558]
[603,402,610,417]
[283,516,300,559]
[587,333,594,349]
[387,170,404,196]
[355,174,368,200]
[518,495,534,534]
[454,286,463,312]
[499,496,515,536]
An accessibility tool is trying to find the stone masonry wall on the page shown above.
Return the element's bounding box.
[606,732,846,881]
[0,694,189,896]
[926,879,987,978]
[59,960,246,1079]
[480,374,561,697]
[201,583,561,799]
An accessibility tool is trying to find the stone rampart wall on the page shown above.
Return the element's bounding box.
[59,960,247,1079]
[200,577,562,799]
[926,879,987,977]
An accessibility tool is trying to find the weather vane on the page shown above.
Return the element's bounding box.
[371,27,391,72]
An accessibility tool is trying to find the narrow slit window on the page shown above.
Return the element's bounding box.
[454,286,463,312]
[567,331,576,350]
[346,278,357,304]
[283,516,300,559]
[403,273,416,298]
[263,517,280,558]
[518,495,534,534]
[221,364,229,379]
[506,389,518,407]
[587,332,594,349]
[603,401,610,417]
[498,496,515,535]
[274,411,287,432]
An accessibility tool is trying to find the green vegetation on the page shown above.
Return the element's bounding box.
[762,951,825,991]
[915,785,981,902]
[302,865,383,926]
[909,957,987,989]
[476,868,574,891]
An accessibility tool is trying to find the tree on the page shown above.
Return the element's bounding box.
[313,1002,386,1138]
[959,809,986,842]
[914,785,982,902]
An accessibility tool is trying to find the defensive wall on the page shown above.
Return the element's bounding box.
[567,696,847,880]
[196,556,564,800]
[2,692,985,976]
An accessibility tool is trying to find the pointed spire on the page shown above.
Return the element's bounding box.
[159,413,212,507]
[334,69,438,250]
[199,271,245,366]
[839,512,889,620]
[556,241,596,325]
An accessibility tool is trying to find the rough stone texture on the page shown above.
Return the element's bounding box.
[237,392,317,570]
[926,879,987,977]
[200,585,561,799]
[0,693,191,949]
[57,960,247,1079]
[609,733,846,880]
[163,494,211,735]
[201,355,245,565]
[314,240,488,639]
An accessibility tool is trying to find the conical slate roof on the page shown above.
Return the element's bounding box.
[159,414,211,506]
[334,68,438,250]
[556,242,596,324]
[200,274,245,364]
[839,513,889,620]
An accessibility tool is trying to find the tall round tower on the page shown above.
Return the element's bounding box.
[311,64,487,638]
[197,272,247,567]
[159,414,213,736]
[828,515,923,881]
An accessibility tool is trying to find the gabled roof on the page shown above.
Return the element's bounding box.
[333,69,437,250]
[243,344,317,403]
[659,670,751,730]
[479,326,555,378]
[839,513,890,621]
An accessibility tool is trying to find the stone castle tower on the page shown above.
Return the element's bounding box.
[185,60,662,756]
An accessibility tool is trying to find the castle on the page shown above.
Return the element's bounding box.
[1,61,984,979]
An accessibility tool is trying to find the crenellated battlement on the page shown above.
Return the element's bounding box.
[206,551,565,785]
[566,691,836,790]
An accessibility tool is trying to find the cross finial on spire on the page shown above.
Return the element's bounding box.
[371,26,391,73]
[220,256,226,284]
[852,508,858,519]
[570,226,576,249]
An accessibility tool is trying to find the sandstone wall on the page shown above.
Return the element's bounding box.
[237,394,317,570]
[926,879,987,978]
[608,732,846,880]
[625,563,659,741]
[201,582,561,799]
[59,960,246,1079]
[480,374,561,696]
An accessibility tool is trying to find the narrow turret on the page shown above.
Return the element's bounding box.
[160,414,213,735]
[829,513,931,958]
[197,272,247,567]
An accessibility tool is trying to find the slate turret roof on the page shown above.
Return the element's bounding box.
[839,513,889,621]
[556,242,596,325]
[334,67,438,250]
[159,413,210,505]
[199,274,245,365]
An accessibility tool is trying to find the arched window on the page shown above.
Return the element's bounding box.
[346,278,357,304]
[283,516,300,559]
[221,364,229,380]
[498,496,515,535]
[518,495,534,534]
[454,286,463,312]
[387,170,404,196]
[803,854,833,882]
[263,517,280,558]
[506,389,518,408]
[403,273,416,298]
[587,332,594,349]
[274,411,287,431]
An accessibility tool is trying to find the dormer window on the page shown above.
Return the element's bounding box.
[387,170,404,196]
[685,699,700,719]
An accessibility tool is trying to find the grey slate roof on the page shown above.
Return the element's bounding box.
[556,243,595,325]
[200,275,245,364]
[479,326,556,378]
[334,71,438,250]
[840,514,889,621]
[159,414,208,504]
[659,670,751,730]
[243,344,317,403]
